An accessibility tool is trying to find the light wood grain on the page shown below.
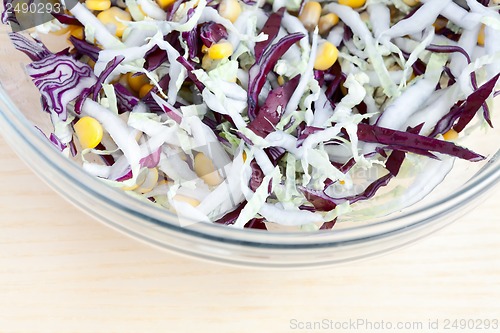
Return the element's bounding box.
[0,131,500,333]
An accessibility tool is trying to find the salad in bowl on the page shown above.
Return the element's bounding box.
[2,0,499,232]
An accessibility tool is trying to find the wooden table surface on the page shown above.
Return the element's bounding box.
[1,28,500,333]
[1,135,500,333]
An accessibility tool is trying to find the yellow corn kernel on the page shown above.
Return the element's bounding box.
[338,0,366,8]
[298,1,322,31]
[136,168,159,194]
[242,150,247,162]
[127,73,149,92]
[318,13,339,35]
[139,83,154,98]
[207,41,233,60]
[478,25,485,46]
[402,0,419,6]
[277,75,285,86]
[442,129,459,141]
[74,116,104,150]
[194,152,223,186]
[156,0,175,9]
[339,180,346,185]
[69,26,84,40]
[314,41,339,71]
[85,0,111,11]
[172,194,200,207]
[97,7,131,38]
[218,0,242,23]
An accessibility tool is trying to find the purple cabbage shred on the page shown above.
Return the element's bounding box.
[176,56,205,92]
[254,7,285,61]
[182,8,198,60]
[52,12,83,26]
[92,56,125,101]
[69,36,100,62]
[113,83,140,113]
[247,75,300,137]
[8,32,51,61]
[453,73,499,132]
[357,123,485,161]
[199,22,228,47]
[27,54,97,121]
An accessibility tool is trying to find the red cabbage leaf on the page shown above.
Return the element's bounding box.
[453,73,499,132]
[113,83,140,113]
[247,32,305,120]
[27,53,97,121]
[199,22,228,47]
[299,149,406,211]
[176,56,205,92]
[69,36,100,62]
[254,7,285,61]
[8,32,51,61]
[247,74,300,137]
[357,123,485,161]
[52,12,83,26]
[92,56,125,101]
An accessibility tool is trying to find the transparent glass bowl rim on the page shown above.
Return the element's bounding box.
[1,85,499,250]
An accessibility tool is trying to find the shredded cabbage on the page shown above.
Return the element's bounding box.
[6,0,500,231]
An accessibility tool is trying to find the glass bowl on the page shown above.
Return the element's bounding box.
[0,26,499,268]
